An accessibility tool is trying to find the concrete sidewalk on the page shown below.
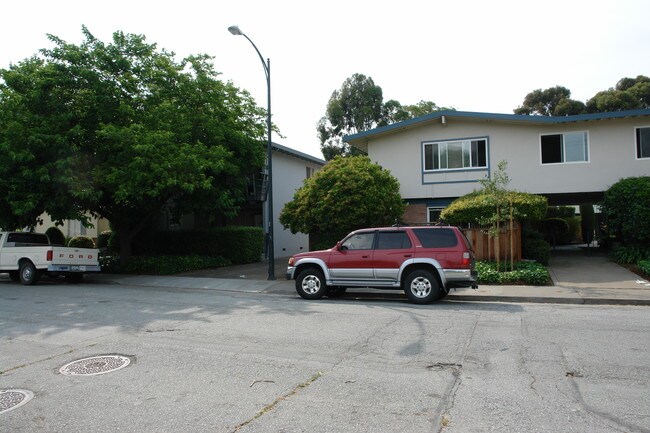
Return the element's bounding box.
[94,248,650,306]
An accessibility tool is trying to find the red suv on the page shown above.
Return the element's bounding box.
[286,225,478,304]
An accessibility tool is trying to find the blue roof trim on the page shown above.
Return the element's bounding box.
[344,108,650,143]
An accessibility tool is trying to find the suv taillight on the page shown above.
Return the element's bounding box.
[462,252,471,267]
[47,250,53,261]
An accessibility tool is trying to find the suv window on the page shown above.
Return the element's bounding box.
[342,232,375,250]
[376,231,412,249]
[412,228,458,248]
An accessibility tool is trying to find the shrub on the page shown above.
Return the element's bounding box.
[131,227,264,264]
[476,261,550,285]
[580,205,596,243]
[441,190,547,226]
[100,255,231,274]
[68,235,95,248]
[97,230,112,250]
[639,260,650,276]
[600,176,650,246]
[611,246,650,264]
[522,237,550,265]
[45,227,66,245]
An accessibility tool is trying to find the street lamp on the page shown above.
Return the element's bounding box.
[228,25,275,280]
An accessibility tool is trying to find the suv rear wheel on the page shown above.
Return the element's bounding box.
[295,269,327,300]
[404,270,441,304]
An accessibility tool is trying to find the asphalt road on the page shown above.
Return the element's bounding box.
[1,279,649,433]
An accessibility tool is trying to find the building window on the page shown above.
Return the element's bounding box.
[306,166,314,179]
[428,207,444,223]
[636,127,650,159]
[541,131,589,164]
[423,138,487,171]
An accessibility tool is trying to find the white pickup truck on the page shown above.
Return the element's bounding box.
[0,232,101,285]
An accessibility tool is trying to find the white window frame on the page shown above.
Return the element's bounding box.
[540,131,590,165]
[427,207,445,223]
[635,126,650,160]
[422,137,488,172]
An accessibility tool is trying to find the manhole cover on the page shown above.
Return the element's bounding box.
[0,389,34,414]
[59,355,131,376]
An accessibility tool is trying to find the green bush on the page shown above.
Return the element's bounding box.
[546,206,575,218]
[600,176,650,246]
[580,205,596,243]
[131,227,264,264]
[45,227,66,245]
[611,246,650,264]
[639,260,650,275]
[522,237,550,265]
[97,231,112,250]
[100,255,231,274]
[441,190,547,226]
[476,261,550,285]
[68,235,95,248]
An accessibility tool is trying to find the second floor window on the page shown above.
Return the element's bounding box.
[423,138,487,171]
[541,131,589,164]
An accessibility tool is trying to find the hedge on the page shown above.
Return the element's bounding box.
[131,227,264,265]
[441,190,547,226]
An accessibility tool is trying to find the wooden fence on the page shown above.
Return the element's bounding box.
[462,223,521,262]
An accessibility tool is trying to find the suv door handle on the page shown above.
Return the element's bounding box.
[362,255,369,259]
[404,254,412,258]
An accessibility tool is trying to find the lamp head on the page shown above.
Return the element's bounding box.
[228,26,243,36]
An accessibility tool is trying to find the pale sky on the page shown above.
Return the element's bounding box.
[1,0,649,159]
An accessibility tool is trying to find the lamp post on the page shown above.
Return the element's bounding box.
[228,25,275,280]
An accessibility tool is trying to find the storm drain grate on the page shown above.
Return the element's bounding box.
[59,355,131,376]
[0,389,34,414]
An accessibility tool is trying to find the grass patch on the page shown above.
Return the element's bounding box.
[476,261,551,286]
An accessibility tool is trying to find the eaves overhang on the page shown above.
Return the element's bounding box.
[343,108,650,146]
[272,142,326,166]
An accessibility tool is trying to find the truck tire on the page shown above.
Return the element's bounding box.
[295,268,327,300]
[19,261,40,285]
[404,269,441,304]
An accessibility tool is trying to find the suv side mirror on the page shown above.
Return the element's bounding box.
[337,241,348,251]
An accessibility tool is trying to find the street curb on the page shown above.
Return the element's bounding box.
[445,295,650,306]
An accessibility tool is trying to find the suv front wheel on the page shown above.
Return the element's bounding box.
[404,270,441,304]
[295,269,327,300]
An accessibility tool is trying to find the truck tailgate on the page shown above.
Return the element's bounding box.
[51,247,100,266]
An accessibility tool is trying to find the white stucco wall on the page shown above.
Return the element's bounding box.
[270,151,323,258]
[365,116,650,200]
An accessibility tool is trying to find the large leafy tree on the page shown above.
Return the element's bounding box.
[586,75,650,112]
[317,73,447,160]
[514,86,586,116]
[0,27,266,258]
[280,156,405,247]
[317,74,383,160]
[515,76,650,116]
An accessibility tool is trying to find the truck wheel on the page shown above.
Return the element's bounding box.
[9,271,19,282]
[19,261,40,286]
[295,269,327,300]
[404,270,440,304]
